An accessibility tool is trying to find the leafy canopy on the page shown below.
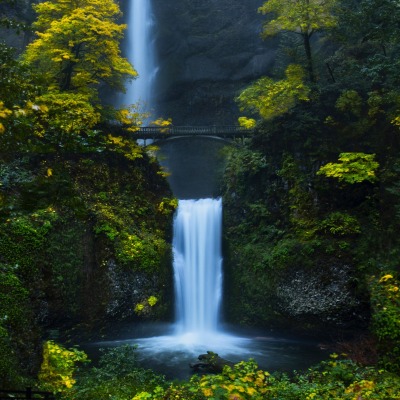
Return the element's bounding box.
[259,0,337,38]
[317,152,379,184]
[236,64,310,121]
[0,1,144,154]
[23,0,136,98]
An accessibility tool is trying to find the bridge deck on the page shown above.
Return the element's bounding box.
[132,126,254,139]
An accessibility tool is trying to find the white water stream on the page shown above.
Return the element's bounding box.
[173,198,223,337]
[121,0,157,113]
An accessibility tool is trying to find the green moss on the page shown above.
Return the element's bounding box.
[0,150,175,381]
[0,264,33,386]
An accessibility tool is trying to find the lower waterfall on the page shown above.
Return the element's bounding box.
[88,199,327,379]
[173,198,223,336]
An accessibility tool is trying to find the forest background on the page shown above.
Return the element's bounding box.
[1,0,400,398]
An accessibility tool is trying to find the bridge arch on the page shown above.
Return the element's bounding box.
[133,125,254,143]
[141,134,244,147]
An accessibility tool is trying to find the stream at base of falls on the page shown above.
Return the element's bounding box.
[82,322,329,380]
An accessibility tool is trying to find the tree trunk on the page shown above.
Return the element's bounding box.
[303,32,315,83]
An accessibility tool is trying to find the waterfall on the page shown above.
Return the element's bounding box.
[122,0,157,112]
[92,199,324,378]
[173,198,223,337]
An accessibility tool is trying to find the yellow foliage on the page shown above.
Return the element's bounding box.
[238,117,256,129]
[116,105,146,131]
[151,118,173,127]
[38,340,88,393]
[345,379,375,396]
[0,102,12,134]
[317,152,379,184]
[379,274,393,283]
[202,388,213,397]
[147,296,158,307]
[106,134,143,161]
[23,0,136,97]
[258,0,337,37]
[151,118,173,134]
[0,102,12,119]
[31,92,101,136]
[158,198,178,215]
[237,64,310,121]
[134,303,145,314]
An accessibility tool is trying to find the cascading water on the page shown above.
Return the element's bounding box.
[90,197,327,380]
[122,0,157,111]
[173,198,223,338]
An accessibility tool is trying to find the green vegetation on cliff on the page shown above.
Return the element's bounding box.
[0,0,175,388]
[222,0,400,375]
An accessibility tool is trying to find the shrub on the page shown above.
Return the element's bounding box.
[369,273,400,372]
[64,345,166,400]
[38,340,88,393]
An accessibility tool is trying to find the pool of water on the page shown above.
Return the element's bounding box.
[82,322,330,380]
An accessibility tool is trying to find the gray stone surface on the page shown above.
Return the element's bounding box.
[151,0,276,124]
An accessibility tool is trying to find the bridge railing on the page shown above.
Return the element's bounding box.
[133,125,254,139]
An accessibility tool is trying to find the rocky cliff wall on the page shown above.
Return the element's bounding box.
[151,0,276,125]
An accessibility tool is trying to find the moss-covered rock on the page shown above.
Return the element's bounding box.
[221,144,370,334]
[0,150,175,380]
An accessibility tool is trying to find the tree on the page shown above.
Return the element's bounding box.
[333,0,400,46]
[23,0,136,99]
[258,0,337,82]
[236,64,310,121]
[2,0,144,153]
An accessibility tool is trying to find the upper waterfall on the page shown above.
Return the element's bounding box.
[121,0,157,113]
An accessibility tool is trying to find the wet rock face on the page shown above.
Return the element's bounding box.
[105,260,165,320]
[276,263,366,328]
[152,0,276,124]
